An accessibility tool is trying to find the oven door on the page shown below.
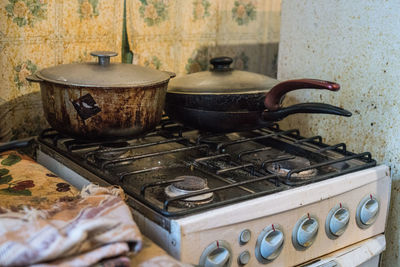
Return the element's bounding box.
[301,234,385,267]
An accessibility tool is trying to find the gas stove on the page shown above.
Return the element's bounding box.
[35,119,390,266]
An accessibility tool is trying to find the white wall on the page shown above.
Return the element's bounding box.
[278,1,400,266]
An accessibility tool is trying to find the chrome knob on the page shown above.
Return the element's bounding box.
[199,240,232,267]
[260,229,284,258]
[356,195,380,229]
[255,224,284,263]
[292,214,319,250]
[237,251,250,265]
[325,204,350,239]
[239,229,251,245]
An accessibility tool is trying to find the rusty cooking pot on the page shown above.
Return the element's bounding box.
[27,51,175,140]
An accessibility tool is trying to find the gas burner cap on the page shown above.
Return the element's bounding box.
[165,176,213,202]
[173,176,208,191]
[95,141,129,160]
[266,156,317,179]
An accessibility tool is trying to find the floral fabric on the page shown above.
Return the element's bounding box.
[0,151,79,210]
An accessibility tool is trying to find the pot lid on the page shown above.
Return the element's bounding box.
[167,57,278,95]
[36,51,171,88]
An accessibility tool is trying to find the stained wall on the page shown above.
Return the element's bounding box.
[277,1,400,265]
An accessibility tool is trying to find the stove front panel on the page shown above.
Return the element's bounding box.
[167,165,390,266]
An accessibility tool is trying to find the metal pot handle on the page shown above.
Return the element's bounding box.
[90,51,118,66]
[26,73,43,83]
[163,71,176,78]
[264,79,340,111]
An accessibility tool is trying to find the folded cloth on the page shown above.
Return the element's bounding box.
[0,183,142,266]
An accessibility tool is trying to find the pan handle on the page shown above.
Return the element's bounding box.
[264,79,340,111]
[262,103,352,121]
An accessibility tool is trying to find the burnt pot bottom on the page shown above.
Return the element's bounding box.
[165,104,273,133]
[166,92,266,111]
[40,81,168,140]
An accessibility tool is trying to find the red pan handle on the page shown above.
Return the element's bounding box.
[264,79,340,111]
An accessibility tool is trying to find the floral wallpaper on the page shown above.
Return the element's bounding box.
[128,0,281,76]
[0,0,281,142]
[5,0,47,27]
[14,60,37,90]
[232,0,256,25]
[139,0,168,26]
[192,0,210,21]
[185,47,209,74]
[78,0,99,20]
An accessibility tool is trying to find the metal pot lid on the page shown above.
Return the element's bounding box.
[36,51,171,88]
[167,57,278,95]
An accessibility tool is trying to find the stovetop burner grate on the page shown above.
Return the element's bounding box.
[37,119,376,218]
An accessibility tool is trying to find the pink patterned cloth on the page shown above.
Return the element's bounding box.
[0,184,142,267]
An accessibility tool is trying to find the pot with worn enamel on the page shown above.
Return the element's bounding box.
[27,51,175,140]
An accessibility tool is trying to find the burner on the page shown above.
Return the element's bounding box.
[174,176,208,191]
[165,176,213,202]
[266,156,318,179]
[94,141,129,160]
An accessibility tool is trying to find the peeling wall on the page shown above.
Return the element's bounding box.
[278,1,400,265]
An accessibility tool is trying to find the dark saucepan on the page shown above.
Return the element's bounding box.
[165,57,351,132]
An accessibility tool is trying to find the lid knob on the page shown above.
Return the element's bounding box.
[90,51,118,66]
[210,57,233,72]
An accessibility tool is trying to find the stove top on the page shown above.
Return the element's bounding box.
[36,119,376,221]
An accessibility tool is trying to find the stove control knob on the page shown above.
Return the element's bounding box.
[237,250,250,265]
[239,229,251,245]
[356,195,380,229]
[255,224,284,264]
[292,214,319,250]
[199,240,232,267]
[325,204,350,239]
